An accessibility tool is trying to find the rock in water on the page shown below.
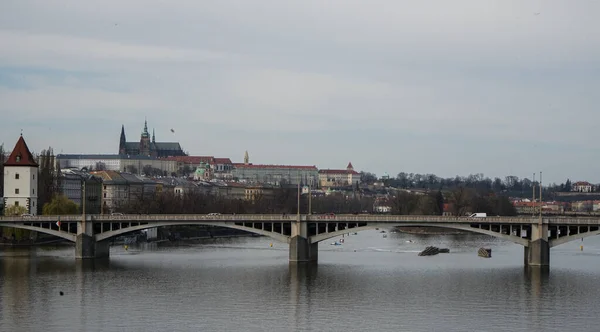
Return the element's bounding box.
[418,246,440,256]
[478,248,492,258]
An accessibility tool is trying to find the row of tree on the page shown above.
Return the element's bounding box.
[113,185,516,217]
[359,171,578,197]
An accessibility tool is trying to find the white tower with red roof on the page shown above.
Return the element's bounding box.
[3,135,39,215]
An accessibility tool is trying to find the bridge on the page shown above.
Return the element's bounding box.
[1,214,600,267]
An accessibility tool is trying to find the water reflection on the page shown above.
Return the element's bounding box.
[2,233,600,331]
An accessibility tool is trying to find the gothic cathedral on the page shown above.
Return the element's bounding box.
[118,120,186,158]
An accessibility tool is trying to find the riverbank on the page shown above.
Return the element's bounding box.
[395,226,468,235]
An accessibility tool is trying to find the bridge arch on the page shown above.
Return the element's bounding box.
[550,230,600,248]
[94,221,291,243]
[0,223,76,242]
[309,223,530,247]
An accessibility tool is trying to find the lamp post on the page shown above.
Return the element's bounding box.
[308,182,312,215]
[297,180,300,221]
[532,173,536,218]
[539,171,543,224]
[81,177,86,222]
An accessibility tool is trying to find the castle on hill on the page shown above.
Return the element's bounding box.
[118,120,186,158]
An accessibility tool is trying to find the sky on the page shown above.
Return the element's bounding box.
[0,0,598,184]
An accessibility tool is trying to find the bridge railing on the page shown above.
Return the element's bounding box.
[2,214,600,225]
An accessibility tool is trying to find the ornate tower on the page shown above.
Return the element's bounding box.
[244,150,249,165]
[139,119,151,156]
[119,125,127,155]
[152,128,156,143]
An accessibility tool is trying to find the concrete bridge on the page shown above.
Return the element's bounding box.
[1,214,599,267]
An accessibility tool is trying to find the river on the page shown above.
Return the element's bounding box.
[1,230,600,332]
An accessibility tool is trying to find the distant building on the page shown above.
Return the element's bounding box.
[91,171,157,213]
[231,164,318,186]
[163,156,233,179]
[56,154,177,175]
[59,169,103,214]
[318,162,360,188]
[118,119,186,158]
[572,181,593,193]
[2,135,39,215]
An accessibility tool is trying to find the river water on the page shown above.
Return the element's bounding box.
[1,230,600,332]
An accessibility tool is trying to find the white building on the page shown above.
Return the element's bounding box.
[572,181,593,193]
[231,164,318,186]
[2,135,39,215]
[318,162,360,188]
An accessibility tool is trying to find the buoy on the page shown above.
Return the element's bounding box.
[581,245,583,251]
[124,245,128,251]
[270,243,273,247]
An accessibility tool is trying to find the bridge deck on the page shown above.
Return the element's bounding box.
[2,214,600,225]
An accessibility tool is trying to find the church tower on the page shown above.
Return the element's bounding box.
[3,135,39,215]
[139,119,151,156]
[119,125,127,155]
[244,150,249,165]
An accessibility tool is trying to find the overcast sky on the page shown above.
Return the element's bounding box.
[0,0,598,184]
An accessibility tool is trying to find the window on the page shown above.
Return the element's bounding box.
[15,188,19,194]
[15,173,19,179]
[32,189,35,194]
[15,201,19,207]
[33,174,35,180]
[33,201,35,207]
[103,193,106,198]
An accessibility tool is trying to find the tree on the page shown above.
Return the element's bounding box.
[450,186,472,216]
[38,147,59,214]
[359,172,377,184]
[95,162,106,171]
[125,165,138,174]
[564,179,572,192]
[2,204,31,241]
[0,143,4,197]
[4,204,27,216]
[434,190,444,215]
[42,195,79,215]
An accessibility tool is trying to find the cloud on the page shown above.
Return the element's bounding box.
[0,0,599,183]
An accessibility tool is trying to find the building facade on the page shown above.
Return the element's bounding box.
[91,171,157,213]
[119,120,186,158]
[231,164,318,186]
[57,154,177,175]
[59,169,103,214]
[2,136,39,215]
[318,163,360,188]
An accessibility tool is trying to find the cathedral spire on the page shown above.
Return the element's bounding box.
[119,125,127,154]
[141,118,150,138]
[152,128,155,143]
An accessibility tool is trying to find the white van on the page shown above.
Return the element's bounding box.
[468,213,487,218]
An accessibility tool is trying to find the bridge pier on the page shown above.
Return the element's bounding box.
[75,217,109,259]
[525,223,549,267]
[525,239,549,267]
[289,218,318,262]
[289,236,318,262]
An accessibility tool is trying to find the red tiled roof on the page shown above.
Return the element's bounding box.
[319,169,359,175]
[163,156,214,163]
[574,181,592,186]
[3,135,38,167]
[212,158,232,164]
[234,164,317,170]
